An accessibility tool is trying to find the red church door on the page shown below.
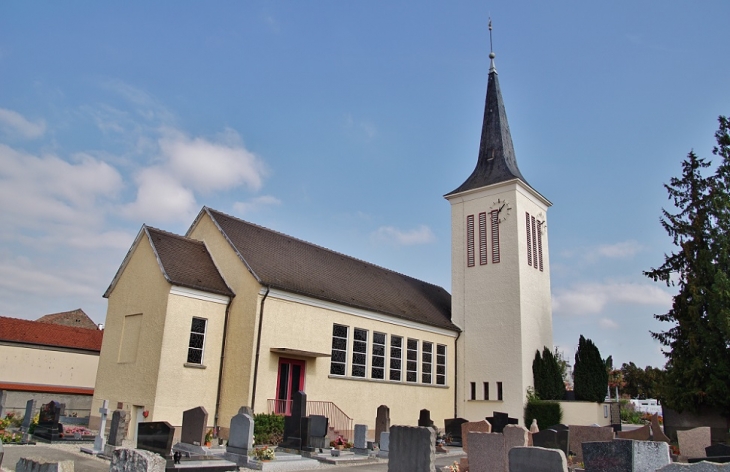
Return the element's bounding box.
[275,358,305,415]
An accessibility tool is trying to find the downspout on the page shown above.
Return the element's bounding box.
[454,330,461,419]
[214,297,233,437]
[250,286,270,413]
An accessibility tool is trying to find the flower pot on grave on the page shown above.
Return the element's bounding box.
[336,444,344,450]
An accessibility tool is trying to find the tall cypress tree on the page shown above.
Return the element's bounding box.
[533,346,566,400]
[573,335,608,403]
[645,116,730,415]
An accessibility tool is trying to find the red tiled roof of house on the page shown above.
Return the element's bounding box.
[0,316,103,352]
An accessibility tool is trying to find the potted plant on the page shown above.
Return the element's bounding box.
[330,435,347,450]
[204,429,213,447]
[251,446,276,462]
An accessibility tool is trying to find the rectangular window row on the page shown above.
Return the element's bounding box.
[330,324,447,386]
[525,212,544,271]
[469,381,503,401]
[466,212,500,268]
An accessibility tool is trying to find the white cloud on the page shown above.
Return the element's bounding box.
[372,225,436,246]
[0,108,46,139]
[599,318,620,329]
[596,240,642,259]
[233,195,282,214]
[552,282,673,316]
[121,166,197,224]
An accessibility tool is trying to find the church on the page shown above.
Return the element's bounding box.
[89,49,553,440]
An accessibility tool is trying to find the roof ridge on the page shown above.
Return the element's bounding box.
[206,207,447,291]
[145,225,206,246]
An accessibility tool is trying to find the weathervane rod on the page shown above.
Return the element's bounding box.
[488,17,497,73]
[489,17,493,53]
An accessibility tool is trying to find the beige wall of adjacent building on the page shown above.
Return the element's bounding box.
[559,401,612,426]
[0,344,98,388]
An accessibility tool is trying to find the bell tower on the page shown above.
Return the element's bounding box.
[445,33,553,423]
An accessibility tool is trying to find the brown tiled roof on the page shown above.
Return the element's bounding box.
[36,308,98,330]
[0,316,103,352]
[202,208,458,331]
[145,226,234,298]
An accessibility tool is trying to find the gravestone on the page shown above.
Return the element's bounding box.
[707,445,730,458]
[487,411,519,434]
[677,427,712,458]
[33,401,62,441]
[107,410,127,447]
[568,425,614,463]
[181,406,208,446]
[461,420,492,453]
[375,405,390,444]
[137,421,175,458]
[468,432,506,472]
[110,448,166,472]
[21,399,36,432]
[632,439,671,472]
[509,446,568,472]
[418,409,434,428]
[658,463,730,471]
[504,425,530,459]
[388,425,435,472]
[280,391,307,449]
[94,400,110,451]
[532,429,561,451]
[617,424,651,440]
[226,412,253,456]
[353,424,368,455]
[307,415,329,451]
[377,432,390,458]
[610,403,622,432]
[444,418,468,446]
[238,406,253,417]
[300,417,313,452]
[582,440,633,472]
[651,414,670,443]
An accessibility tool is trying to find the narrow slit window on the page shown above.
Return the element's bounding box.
[497,381,503,401]
[421,341,433,384]
[526,212,532,266]
[436,344,446,385]
[330,324,349,375]
[466,215,475,267]
[351,328,368,377]
[484,382,490,400]
[372,332,386,380]
[389,336,402,381]
[479,212,488,265]
[470,382,476,400]
[531,216,538,270]
[490,210,500,263]
[187,317,207,364]
[537,221,544,271]
[406,338,418,383]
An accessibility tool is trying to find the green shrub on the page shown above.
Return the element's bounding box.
[253,413,284,445]
[524,400,563,430]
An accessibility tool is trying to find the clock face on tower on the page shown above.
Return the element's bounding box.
[490,198,512,223]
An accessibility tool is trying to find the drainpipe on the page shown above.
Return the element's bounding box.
[250,287,270,413]
[213,296,233,436]
[454,330,461,418]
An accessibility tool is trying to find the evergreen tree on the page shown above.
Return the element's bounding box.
[645,116,730,415]
[532,346,566,400]
[573,335,608,403]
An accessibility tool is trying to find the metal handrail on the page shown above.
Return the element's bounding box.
[267,399,353,441]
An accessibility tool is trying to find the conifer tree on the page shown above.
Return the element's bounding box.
[532,346,566,400]
[573,335,608,403]
[645,116,730,415]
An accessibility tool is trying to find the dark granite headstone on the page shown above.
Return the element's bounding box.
[181,406,208,446]
[21,399,36,432]
[307,415,329,451]
[444,418,468,445]
[582,440,632,472]
[546,424,569,431]
[486,411,517,433]
[280,391,306,450]
[532,429,560,450]
[707,444,730,458]
[418,409,434,428]
[107,410,127,447]
[375,405,390,443]
[137,421,175,458]
[300,417,313,452]
[33,401,62,441]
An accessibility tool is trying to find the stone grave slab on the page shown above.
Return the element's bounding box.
[707,445,730,458]
[136,421,175,458]
[375,405,390,444]
[34,401,62,441]
[508,446,568,472]
[657,463,730,471]
[568,425,614,462]
[388,425,435,472]
[181,406,208,446]
[107,410,127,447]
[582,440,632,472]
[461,420,491,453]
[110,448,166,472]
[444,417,468,445]
[677,427,712,458]
[468,432,506,472]
[651,414,670,443]
[617,424,651,440]
[631,439,671,472]
[308,415,329,451]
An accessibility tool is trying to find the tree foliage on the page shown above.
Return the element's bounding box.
[532,346,567,400]
[573,335,608,403]
[644,116,730,415]
[619,362,663,399]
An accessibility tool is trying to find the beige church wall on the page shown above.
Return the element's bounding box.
[558,401,611,427]
[152,289,228,427]
[0,344,99,388]
[187,212,262,430]
[89,234,171,433]
[253,291,456,431]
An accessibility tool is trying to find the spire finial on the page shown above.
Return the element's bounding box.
[488,18,497,74]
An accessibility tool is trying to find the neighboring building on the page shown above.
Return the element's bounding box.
[36,308,99,330]
[89,50,553,438]
[0,316,103,418]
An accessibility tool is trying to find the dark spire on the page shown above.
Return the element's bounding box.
[446,45,529,197]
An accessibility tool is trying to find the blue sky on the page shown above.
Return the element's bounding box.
[1,2,728,370]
